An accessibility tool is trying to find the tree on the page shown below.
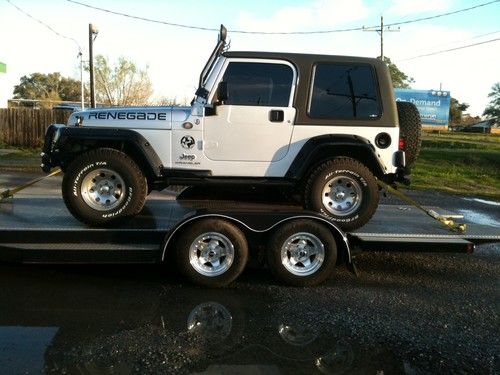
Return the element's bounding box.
[383,57,414,89]
[483,82,500,119]
[94,55,153,106]
[449,97,469,125]
[13,72,83,107]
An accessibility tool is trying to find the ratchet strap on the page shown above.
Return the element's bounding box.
[0,168,61,203]
[377,179,466,233]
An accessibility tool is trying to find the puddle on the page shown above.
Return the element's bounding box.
[462,197,500,207]
[0,264,495,374]
[458,209,500,227]
[0,327,58,373]
[0,265,419,374]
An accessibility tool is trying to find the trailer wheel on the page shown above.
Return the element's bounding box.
[175,219,248,287]
[267,219,337,286]
[62,148,147,226]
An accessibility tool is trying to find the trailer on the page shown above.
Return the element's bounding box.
[0,187,498,287]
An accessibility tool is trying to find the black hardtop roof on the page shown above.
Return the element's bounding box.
[221,51,396,127]
[223,51,384,67]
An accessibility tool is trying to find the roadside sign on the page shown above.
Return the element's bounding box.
[0,62,6,73]
[395,89,451,126]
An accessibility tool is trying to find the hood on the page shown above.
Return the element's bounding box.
[67,106,192,130]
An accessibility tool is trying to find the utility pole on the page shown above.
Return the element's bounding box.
[78,51,84,110]
[363,16,400,60]
[88,24,99,108]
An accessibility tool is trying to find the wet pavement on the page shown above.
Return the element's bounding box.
[0,246,499,375]
[0,172,499,374]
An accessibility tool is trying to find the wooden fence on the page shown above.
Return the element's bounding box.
[0,108,72,148]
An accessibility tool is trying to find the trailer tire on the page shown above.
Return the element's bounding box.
[175,219,248,287]
[267,219,337,286]
[305,158,379,231]
[62,148,147,226]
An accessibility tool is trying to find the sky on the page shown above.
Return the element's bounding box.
[0,0,499,116]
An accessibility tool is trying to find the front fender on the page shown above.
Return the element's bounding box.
[41,125,164,177]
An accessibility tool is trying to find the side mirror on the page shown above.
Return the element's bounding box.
[217,81,228,103]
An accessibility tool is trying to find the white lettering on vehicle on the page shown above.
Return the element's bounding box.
[73,161,108,196]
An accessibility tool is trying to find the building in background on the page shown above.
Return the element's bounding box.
[395,89,451,131]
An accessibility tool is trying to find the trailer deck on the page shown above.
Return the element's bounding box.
[0,195,498,264]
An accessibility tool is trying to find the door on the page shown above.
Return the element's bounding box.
[203,60,296,162]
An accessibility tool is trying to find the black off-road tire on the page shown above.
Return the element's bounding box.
[62,148,147,226]
[397,101,422,166]
[304,158,379,231]
[267,219,337,287]
[175,219,249,288]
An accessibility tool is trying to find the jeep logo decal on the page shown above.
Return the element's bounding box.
[181,136,195,149]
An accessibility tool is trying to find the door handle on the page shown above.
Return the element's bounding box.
[269,109,284,122]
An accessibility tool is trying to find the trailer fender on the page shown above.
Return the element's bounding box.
[161,213,352,265]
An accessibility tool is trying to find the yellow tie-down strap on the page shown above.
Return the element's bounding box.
[0,168,61,203]
[377,179,466,233]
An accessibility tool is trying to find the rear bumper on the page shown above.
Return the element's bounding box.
[383,151,411,185]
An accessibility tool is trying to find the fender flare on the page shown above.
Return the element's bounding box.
[48,125,164,177]
[161,213,352,265]
[286,134,387,179]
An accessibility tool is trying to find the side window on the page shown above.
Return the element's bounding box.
[221,62,293,107]
[309,63,381,119]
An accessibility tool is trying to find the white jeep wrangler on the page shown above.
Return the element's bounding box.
[42,25,420,230]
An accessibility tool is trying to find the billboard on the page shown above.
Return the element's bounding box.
[394,89,451,126]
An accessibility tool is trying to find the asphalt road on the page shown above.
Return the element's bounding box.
[0,172,498,374]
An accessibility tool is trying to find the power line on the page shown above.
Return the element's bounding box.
[5,0,86,108]
[5,0,82,51]
[401,29,500,56]
[64,0,500,35]
[385,0,499,27]
[398,37,500,61]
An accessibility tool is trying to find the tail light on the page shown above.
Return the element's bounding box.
[399,137,406,151]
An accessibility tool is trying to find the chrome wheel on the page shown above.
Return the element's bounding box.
[189,232,235,277]
[321,175,362,216]
[80,168,126,211]
[281,232,325,276]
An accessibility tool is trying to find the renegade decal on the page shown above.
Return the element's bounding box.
[88,112,168,121]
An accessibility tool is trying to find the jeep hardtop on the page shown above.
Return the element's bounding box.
[41,25,421,230]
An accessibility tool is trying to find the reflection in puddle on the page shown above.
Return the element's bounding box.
[458,209,500,227]
[316,341,354,374]
[278,323,318,346]
[0,327,58,373]
[0,264,491,374]
[187,302,233,341]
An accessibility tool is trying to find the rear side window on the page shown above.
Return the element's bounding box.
[309,63,381,119]
[222,62,293,107]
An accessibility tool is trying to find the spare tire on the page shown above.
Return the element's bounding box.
[396,101,422,166]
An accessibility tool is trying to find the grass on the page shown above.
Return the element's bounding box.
[0,145,41,172]
[410,132,500,200]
